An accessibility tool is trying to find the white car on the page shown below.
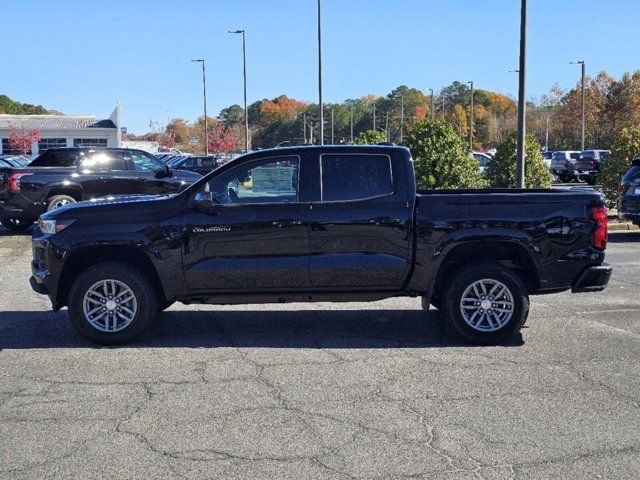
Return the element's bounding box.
[472,152,492,173]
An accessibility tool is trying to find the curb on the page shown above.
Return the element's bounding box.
[608,222,639,232]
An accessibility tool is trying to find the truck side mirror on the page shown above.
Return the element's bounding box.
[193,191,215,213]
[156,165,173,178]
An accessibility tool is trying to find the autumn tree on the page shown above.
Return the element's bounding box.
[166,118,190,145]
[208,122,237,154]
[7,124,41,154]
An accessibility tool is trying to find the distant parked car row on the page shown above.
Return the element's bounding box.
[155,153,237,176]
[0,154,31,168]
[549,150,610,184]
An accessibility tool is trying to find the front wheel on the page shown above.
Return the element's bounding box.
[441,263,529,345]
[68,262,158,344]
[1,216,33,232]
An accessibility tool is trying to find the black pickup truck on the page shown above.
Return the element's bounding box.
[30,145,612,345]
[0,147,201,231]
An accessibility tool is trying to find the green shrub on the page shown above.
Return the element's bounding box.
[353,129,387,145]
[486,133,552,188]
[405,119,484,189]
[600,126,640,208]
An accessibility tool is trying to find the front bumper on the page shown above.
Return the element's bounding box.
[572,263,612,293]
[30,235,63,309]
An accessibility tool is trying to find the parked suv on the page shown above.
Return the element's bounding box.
[575,150,611,185]
[0,148,202,231]
[618,158,640,226]
[550,151,581,182]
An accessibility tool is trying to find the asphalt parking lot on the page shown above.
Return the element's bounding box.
[1,227,639,479]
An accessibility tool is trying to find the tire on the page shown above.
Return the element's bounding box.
[47,195,77,212]
[586,176,596,186]
[441,262,529,345]
[68,262,158,344]
[1,216,33,232]
[560,174,571,183]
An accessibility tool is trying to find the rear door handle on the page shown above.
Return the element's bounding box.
[369,217,402,226]
[272,219,303,227]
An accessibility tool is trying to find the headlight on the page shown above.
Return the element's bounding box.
[38,218,75,235]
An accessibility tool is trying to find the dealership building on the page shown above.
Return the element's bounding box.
[0,104,121,156]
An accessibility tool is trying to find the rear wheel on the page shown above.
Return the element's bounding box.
[68,262,158,344]
[559,174,572,183]
[1,216,33,232]
[441,263,529,345]
[47,195,77,212]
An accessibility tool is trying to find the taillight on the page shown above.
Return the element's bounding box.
[8,173,32,193]
[564,159,568,168]
[591,205,608,250]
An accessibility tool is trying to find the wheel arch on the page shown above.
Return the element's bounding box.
[432,240,540,300]
[46,185,84,202]
[57,245,167,308]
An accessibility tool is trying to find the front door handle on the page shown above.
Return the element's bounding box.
[369,217,402,226]
[272,219,303,227]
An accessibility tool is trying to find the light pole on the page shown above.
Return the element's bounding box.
[372,99,376,131]
[191,59,208,155]
[570,60,586,151]
[515,0,527,188]
[385,112,390,142]
[428,89,434,120]
[400,95,405,144]
[467,81,474,151]
[228,30,249,152]
[331,107,334,145]
[303,113,307,144]
[317,0,324,145]
[350,105,354,143]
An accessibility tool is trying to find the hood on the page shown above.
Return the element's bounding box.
[40,194,176,220]
[171,169,203,182]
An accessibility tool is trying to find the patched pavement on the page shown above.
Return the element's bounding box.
[1,228,639,479]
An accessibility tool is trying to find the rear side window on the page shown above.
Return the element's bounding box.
[79,151,127,172]
[570,152,581,160]
[321,154,393,202]
[29,150,80,167]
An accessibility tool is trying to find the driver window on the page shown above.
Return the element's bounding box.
[207,156,299,204]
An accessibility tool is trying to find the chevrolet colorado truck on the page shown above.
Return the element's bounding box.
[30,145,612,345]
[0,147,201,231]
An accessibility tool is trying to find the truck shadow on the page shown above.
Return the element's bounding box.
[0,309,524,349]
[608,232,640,243]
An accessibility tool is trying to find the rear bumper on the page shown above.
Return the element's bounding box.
[0,193,45,220]
[572,263,612,293]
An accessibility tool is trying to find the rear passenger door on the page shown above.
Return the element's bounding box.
[308,152,412,289]
[77,150,129,198]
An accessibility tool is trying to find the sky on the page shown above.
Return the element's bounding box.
[3,0,639,134]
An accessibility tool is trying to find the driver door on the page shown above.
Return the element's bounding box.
[182,154,312,292]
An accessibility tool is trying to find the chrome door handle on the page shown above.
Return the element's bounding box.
[272,219,303,227]
[369,217,402,226]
